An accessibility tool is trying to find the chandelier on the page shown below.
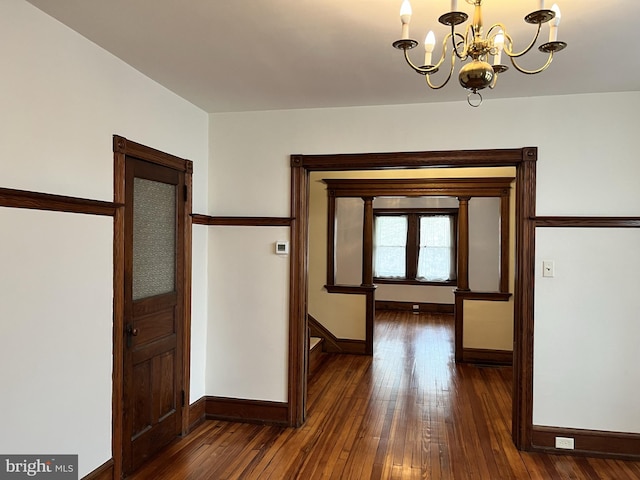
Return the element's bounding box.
[392,0,567,106]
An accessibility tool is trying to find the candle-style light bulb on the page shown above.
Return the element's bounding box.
[493,31,504,65]
[538,0,545,10]
[400,0,412,40]
[451,0,458,12]
[549,4,561,42]
[424,31,436,66]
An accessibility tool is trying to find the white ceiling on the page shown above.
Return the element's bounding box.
[26,0,640,113]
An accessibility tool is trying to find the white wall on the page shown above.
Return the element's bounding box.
[534,228,640,433]
[209,91,640,436]
[0,209,113,476]
[0,1,209,476]
[207,227,290,401]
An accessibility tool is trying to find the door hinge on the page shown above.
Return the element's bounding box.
[181,390,186,407]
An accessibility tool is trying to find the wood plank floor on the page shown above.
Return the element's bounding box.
[128,311,640,479]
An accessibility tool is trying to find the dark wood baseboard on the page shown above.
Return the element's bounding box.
[309,338,327,376]
[81,459,113,480]
[308,315,367,355]
[205,396,289,426]
[462,348,513,366]
[375,300,454,314]
[531,425,640,460]
[332,339,367,354]
[188,396,206,433]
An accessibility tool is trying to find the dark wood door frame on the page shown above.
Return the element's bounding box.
[113,135,194,477]
[289,148,536,449]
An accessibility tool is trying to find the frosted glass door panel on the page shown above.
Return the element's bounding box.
[132,177,176,300]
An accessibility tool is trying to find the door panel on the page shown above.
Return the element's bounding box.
[124,157,184,475]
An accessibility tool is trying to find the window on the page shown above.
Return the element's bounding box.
[374,209,457,285]
[374,216,408,278]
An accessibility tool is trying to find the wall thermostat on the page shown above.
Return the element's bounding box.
[275,241,289,255]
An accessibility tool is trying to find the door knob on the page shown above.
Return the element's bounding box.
[126,324,139,347]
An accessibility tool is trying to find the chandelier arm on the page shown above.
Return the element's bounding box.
[426,51,456,89]
[401,47,438,75]
[431,35,453,71]
[509,51,554,75]
[408,33,456,73]
[451,25,471,60]
[503,23,542,58]
[486,24,505,38]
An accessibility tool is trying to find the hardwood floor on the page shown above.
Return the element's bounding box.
[127,311,640,479]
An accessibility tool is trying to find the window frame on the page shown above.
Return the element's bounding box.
[374,207,458,286]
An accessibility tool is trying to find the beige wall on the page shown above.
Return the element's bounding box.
[463,181,517,351]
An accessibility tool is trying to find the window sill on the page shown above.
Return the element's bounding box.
[374,278,457,287]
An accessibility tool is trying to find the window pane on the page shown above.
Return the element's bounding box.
[418,215,453,281]
[374,216,407,278]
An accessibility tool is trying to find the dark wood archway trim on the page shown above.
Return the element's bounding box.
[289,148,536,450]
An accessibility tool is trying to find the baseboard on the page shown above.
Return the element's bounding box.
[375,300,454,314]
[333,338,366,354]
[205,396,289,426]
[462,348,513,366]
[81,459,113,480]
[188,396,207,433]
[308,315,367,354]
[531,425,640,460]
[309,338,327,376]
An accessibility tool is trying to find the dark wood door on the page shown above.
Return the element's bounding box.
[123,157,185,475]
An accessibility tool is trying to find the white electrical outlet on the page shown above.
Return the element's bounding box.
[555,437,575,449]
[542,260,555,278]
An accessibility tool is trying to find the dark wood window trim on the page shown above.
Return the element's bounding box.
[324,178,512,292]
[0,187,120,216]
[373,208,458,286]
[290,148,535,450]
[375,278,458,287]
